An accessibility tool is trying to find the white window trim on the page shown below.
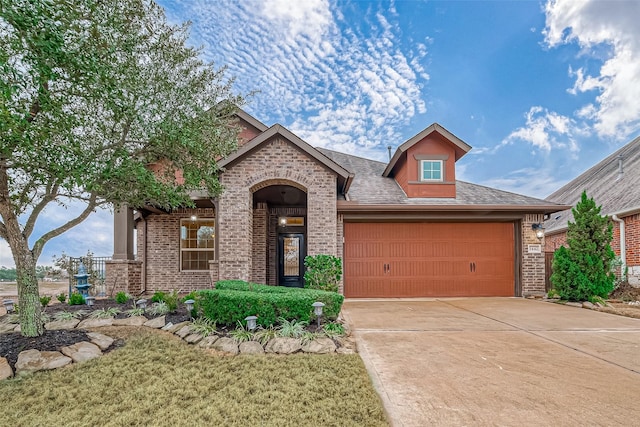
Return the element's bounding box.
[420,159,444,182]
[180,218,215,271]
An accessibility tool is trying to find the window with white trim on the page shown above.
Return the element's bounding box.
[180,218,215,271]
[420,160,443,181]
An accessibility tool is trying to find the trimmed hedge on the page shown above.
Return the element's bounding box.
[197,280,344,327]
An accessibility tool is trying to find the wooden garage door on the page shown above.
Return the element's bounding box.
[344,222,515,298]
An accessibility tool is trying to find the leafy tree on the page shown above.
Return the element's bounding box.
[0,0,244,336]
[551,191,616,301]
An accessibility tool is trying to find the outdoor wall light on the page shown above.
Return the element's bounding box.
[245,315,258,331]
[3,299,14,313]
[136,299,147,310]
[190,215,197,221]
[532,223,544,240]
[85,296,96,307]
[279,217,287,226]
[312,302,325,328]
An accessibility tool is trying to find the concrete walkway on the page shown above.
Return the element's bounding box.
[343,298,640,426]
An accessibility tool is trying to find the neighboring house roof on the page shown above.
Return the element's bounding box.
[318,148,567,213]
[383,123,472,177]
[544,135,640,234]
[218,124,355,193]
[234,108,268,133]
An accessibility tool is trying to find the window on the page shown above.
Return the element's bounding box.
[420,160,443,181]
[180,218,215,270]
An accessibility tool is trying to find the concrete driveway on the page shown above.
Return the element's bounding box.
[342,298,640,426]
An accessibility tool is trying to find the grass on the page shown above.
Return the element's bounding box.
[0,328,387,427]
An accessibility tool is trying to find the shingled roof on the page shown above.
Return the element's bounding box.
[544,135,640,234]
[318,148,566,213]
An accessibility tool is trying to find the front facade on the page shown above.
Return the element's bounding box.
[108,110,566,298]
[544,135,640,285]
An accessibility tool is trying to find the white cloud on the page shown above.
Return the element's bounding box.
[502,106,580,154]
[165,0,428,155]
[544,0,640,140]
[481,167,567,200]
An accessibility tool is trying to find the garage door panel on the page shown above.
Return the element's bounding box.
[344,222,515,298]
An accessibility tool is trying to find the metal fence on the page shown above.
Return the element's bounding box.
[67,256,111,297]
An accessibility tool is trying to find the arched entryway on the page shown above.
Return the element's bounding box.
[251,183,307,287]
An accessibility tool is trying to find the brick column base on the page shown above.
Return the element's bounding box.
[105,260,143,296]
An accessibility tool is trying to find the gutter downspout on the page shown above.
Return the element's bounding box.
[611,214,626,279]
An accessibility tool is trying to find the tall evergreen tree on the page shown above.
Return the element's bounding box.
[551,191,616,301]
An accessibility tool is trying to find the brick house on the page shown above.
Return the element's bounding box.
[544,135,640,286]
[107,110,567,298]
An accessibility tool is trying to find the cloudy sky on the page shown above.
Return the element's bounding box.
[2,0,640,267]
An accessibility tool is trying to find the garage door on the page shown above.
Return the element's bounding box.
[344,222,515,298]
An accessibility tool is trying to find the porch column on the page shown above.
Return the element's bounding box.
[113,205,134,260]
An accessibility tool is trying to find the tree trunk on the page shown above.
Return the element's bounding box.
[15,246,44,337]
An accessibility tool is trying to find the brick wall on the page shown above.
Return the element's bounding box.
[545,231,567,252]
[251,203,267,283]
[219,136,338,283]
[138,207,215,292]
[105,260,143,295]
[521,214,546,296]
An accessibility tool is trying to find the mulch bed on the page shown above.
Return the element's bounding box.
[0,298,190,371]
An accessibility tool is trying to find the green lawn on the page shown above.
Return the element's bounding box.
[0,328,388,426]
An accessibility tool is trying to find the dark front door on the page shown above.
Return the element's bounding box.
[278,233,305,287]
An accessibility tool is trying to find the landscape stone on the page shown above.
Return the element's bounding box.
[87,332,115,350]
[596,302,605,308]
[184,333,203,344]
[113,316,147,326]
[197,335,219,349]
[44,319,80,330]
[175,325,192,338]
[61,341,102,363]
[166,321,190,333]
[15,349,72,374]
[301,337,336,354]
[77,318,113,329]
[212,337,239,355]
[239,341,265,354]
[265,337,301,354]
[336,347,356,355]
[143,316,166,329]
[161,322,174,331]
[0,357,13,380]
[0,323,16,333]
[582,301,595,309]
[13,325,20,332]
[565,302,583,308]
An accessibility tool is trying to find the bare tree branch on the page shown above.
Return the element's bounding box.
[23,182,60,239]
[32,193,98,260]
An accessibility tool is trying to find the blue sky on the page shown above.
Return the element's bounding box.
[2,0,640,267]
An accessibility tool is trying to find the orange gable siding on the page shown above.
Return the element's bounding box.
[395,131,457,198]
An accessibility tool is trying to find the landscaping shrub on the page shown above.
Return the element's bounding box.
[151,291,166,303]
[39,296,51,307]
[56,293,66,304]
[68,292,85,305]
[115,291,130,304]
[551,191,616,301]
[200,280,344,327]
[303,254,342,293]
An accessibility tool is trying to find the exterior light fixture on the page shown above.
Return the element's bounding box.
[532,223,544,240]
[136,299,147,310]
[190,215,197,221]
[85,296,96,307]
[245,315,258,331]
[184,299,195,319]
[3,299,15,313]
[312,302,325,328]
[279,217,287,226]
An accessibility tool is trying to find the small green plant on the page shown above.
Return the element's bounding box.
[151,291,166,303]
[589,295,606,305]
[40,295,52,307]
[53,310,87,321]
[547,289,560,299]
[125,308,145,317]
[115,291,130,304]
[277,317,308,338]
[254,325,278,345]
[229,321,254,343]
[301,331,321,345]
[56,293,67,303]
[181,291,198,303]
[163,290,179,312]
[40,312,51,325]
[190,317,217,337]
[4,313,19,324]
[322,322,345,338]
[89,307,121,319]
[303,254,342,293]
[148,301,170,316]
[68,292,85,305]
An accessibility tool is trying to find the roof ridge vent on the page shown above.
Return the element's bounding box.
[616,153,624,181]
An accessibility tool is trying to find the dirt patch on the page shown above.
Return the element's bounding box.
[609,280,640,301]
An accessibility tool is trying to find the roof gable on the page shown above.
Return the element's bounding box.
[383,123,472,177]
[218,124,354,193]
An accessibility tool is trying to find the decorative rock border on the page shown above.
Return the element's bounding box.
[0,314,355,380]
